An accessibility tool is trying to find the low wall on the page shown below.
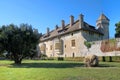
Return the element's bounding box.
[87,38,120,56]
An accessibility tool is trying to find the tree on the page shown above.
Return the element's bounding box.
[84,41,91,51]
[0,24,41,64]
[115,21,120,38]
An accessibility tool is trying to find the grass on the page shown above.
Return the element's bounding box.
[0,60,120,80]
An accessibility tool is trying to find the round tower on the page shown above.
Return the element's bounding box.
[96,14,110,40]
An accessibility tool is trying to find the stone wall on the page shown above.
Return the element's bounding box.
[86,38,120,56]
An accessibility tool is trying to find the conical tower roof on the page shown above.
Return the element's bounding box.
[98,13,109,21]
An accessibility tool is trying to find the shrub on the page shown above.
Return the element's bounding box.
[84,41,91,51]
[64,57,84,61]
[40,54,47,60]
[100,56,120,62]
[47,57,54,60]
[58,57,64,61]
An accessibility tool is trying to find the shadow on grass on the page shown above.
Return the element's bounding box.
[9,62,84,68]
[98,64,115,67]
[8,62,116,68]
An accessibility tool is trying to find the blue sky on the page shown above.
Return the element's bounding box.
[0,0,119,38]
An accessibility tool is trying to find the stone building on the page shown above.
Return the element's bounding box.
[39,13,110,57]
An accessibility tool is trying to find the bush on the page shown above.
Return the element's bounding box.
[47,57,54,60]
[98,56,120,62]
[84,41,91,49]
[40,54,47,60]
[58,57,64,61]
[64,57,84,61]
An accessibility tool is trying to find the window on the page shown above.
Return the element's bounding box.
[65,45,66,48]
[55,43,61,50]
[55,40,63,50]
[71,39,75,47]
[50,45,52,50]
[71,33,73,36]
[72,53,75,58]
[65,54,66,57]
[40,44,45,51]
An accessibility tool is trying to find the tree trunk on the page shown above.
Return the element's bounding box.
[13,54,22,64]
[14,58,22,64]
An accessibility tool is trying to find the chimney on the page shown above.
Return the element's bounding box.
[79,14,84,28]
[55,25,58,30]
[70,15,74,26]
[61,20,65,29]
[47,27,50,35]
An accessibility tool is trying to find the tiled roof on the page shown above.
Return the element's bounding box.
[40,20,103,42]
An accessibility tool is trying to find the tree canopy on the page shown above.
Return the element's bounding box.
[84,41,91,50]
[0,24,41,64]
[115,21,120,38]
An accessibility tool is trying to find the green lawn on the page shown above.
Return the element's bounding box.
[0,60,120,80]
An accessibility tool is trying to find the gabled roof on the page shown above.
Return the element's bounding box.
[40,19,103,42]
[98,13,110,21]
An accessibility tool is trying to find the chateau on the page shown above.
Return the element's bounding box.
[39,14,110,57]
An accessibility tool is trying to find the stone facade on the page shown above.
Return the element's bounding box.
[39,13,110,57]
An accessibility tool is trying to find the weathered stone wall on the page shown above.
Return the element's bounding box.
[39,31,85,57]
[63,31,85,57]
